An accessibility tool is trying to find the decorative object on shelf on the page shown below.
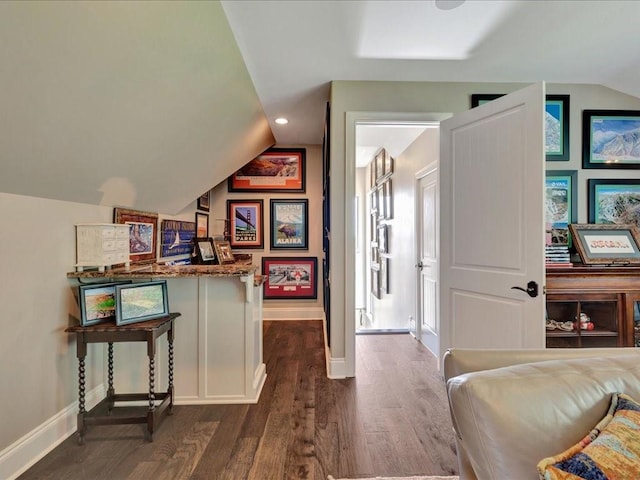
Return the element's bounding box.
[583,110,640,168]
[75,223,131,272]
[197,190,210,212]
[588,179,640,227]
[160,219,196,258]
[569,223,640,265]
[270,199,309,250]
[113,207,159,264]
[193,237,216,264]
[78,281,131,326]
[471,93,570,161]
[227,199,264,249]
[262,256,317,299]
[115,280,169,326]
[228,147,306,193]
[213,239,235,264]
[195,211,209,237]
[545,170,577,246]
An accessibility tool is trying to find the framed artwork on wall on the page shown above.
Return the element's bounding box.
[197,190,210,212]
[588,179,640,227]
[160,219,196,258]
[113,207,158,264]
[227,199,264,249]
[228,148,306,192]
[262,256,318,299]
[270,199,309,250]
[583,110,640,168]
[195,212,209,237]
[545,170,577,245]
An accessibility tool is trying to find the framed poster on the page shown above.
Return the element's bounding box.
[227,199,264,249]
[195,212,209,237]
[583,110,640,168]
[262,256,317,299]
[270,199,309,250]
[545,95,570,161]
[545,170,577,245]
[569,224,640,265]
[113,208,158,264]
[115,281,170,326]
[588,179,640,227]
[160,219,196,258]
[197,190,210,212]
[228,148,306,192]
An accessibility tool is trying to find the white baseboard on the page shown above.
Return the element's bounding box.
[0,384,105,480]
[262,307,324,321]
[326,352,348,379]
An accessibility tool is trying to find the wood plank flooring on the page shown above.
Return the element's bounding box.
[18,320,458,480]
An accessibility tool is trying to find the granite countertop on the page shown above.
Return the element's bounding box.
[67,262,259,279]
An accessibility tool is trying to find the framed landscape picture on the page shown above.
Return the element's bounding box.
[262,256,317,299]
[114,207,158,264]
[583,110,640,168]
[78,281,131,326]
[588,179,640,227]
[270,199,309,250]
[228,148,306,193]
[227,199,264,249]
[115,281,170,326]
[545,170,577,245]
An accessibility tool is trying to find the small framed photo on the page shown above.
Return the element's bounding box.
[228,148,306,193]
[545,170,577,245]
[569,224,640,265]
[115,281,170,326]
[583,110,640,168]
[227,199,264,249]
[213,239,235,264]
[78,281,131,326]
[195,212,209,237]
[160,219,196,258]
[270,199,309,250]
[545,95,570,161]
[194,237,216,264]
[197,190,210,212]
[114,207,159,264]
[262,256,317,299]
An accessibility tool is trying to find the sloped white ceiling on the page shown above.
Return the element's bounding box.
[0,1,274,214]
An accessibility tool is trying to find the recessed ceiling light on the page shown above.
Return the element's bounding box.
[275,117,288,125]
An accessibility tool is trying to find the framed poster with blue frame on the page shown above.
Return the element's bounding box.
[588,179,640,227]
[270,199,309,250]
[160,219,196,258]
[545,170,577,245]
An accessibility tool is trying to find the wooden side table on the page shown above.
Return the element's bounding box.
[65,312,181,443]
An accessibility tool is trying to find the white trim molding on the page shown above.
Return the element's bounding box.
[262,307,324,321]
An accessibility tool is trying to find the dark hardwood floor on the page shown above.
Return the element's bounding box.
[19,320,458,480]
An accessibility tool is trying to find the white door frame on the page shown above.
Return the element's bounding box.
[344,111,452,376]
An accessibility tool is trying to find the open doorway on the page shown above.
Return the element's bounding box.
[354,121,439,337]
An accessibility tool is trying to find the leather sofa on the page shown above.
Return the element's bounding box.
[443,347,640,480]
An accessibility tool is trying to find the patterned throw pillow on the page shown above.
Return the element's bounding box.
[537,393,640,480]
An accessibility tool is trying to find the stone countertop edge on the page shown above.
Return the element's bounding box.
[67,263,259,279]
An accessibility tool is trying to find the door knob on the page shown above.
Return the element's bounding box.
[415,261,424,270]
[511,281,539,298]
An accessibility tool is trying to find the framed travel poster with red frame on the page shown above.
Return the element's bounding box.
[262,256,317,299]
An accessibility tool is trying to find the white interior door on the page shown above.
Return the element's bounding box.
[417,165,439,356]
[439,83,546,359]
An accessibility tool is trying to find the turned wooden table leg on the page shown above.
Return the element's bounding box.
[76,335,87,445]
[107,342,115,413]
[146,335,156,442]
[168,325,174,414]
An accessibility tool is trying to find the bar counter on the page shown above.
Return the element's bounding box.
[67,262,266,405]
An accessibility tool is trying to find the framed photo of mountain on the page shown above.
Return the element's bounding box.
[583,110,640,168]
[270,199,308,250]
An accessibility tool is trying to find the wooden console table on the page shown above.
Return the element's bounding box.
[65,312,181,443]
